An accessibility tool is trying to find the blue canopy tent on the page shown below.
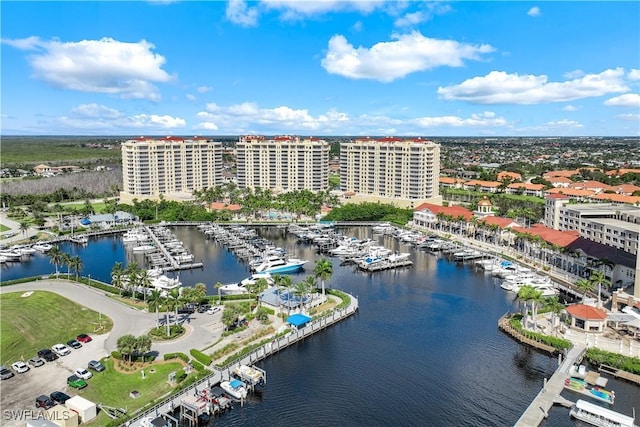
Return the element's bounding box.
[286,313,312,328]
[80,218,92,226]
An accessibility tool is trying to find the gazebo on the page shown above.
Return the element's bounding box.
[566,304,607,333]
[286,313,312,329]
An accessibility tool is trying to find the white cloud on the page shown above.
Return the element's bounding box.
[437,68,629,104]
[527,6,541,17]
[185,94,197,101]
[70,103,122,119]
[196,86,213,93]
[604,93,640,108]
[617,113,640,121]
[563,69,585,79]
[321,31,495,82]
[57,104,186,132]
[628,69,640,81]
[3,36,172,101]
[195,101,512,134]
[394,3,452,27]
[545,119,583,128]
[261,0,381,20]
[352,21,363,33]
[226,0,260,27]
[562,105,579,111]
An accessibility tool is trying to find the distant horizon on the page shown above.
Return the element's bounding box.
[2,2,638,136]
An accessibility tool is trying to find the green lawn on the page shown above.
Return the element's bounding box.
[0,224,10,232]
[79,359,186,425]
[0,291,113,364]
[54,201,108,213]
[0,137,122,165]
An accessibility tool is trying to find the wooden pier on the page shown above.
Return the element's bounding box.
[514,344,586,427]
[598,364,640,385]
[358,258,413,272]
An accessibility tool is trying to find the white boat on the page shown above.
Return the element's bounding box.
[220,379,247,400]
[32,243,53,252]
[122,231,149,243]
[0,250,22,260]
[12,246,36,255]
[152,275,181,291]
[387,252,411,263]
[219,273,273,295]
[132,244,156,253]
[569,399,635,427]
[234,365,266,386]
[253,257,306,274]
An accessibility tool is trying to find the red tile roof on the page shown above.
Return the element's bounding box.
[511,224,580,247]
[413,203,473,220]
[210,202,241,211]
[566,304,607,320]
[478,216,518,228]
[545,193,570,200]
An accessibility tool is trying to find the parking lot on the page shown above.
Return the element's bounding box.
[0,334,110,427]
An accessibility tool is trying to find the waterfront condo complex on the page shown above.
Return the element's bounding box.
[120,136,223,203]
[235,135,330,192]
[340,137,442,208]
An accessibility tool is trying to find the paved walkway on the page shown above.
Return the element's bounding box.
[0,212,39,245]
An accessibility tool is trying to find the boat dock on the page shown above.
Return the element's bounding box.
[598,364,640,385]
[514,344,586,427]
[142,225,203,272]
[125,296,359,427]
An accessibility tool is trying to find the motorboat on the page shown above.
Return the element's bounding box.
[234,365,266,386]
[569,399,634,427]
[220,379,247,400]
[0,250,23,260]
[152,274,181,291]
[253,257,306,274]
[219,273,274,295]
[387,252,411,263]
[32,243,53,252]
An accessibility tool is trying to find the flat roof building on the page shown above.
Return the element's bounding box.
[340,137,442,208]
[120,136,223,202]
[235,135,330,192]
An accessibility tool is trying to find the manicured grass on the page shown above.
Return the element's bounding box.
[0,224,10,232]
[54,201,108,213]
[0,291,113,364]
[78,359,186,425]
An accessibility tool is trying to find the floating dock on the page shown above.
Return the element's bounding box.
[359,258,413,272]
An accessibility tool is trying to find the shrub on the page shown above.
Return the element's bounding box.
[585,348,640,375]
[190,360,206,372]
[163,352,189,363]
[189,349,212,366]
[111,350,122,360]
[508,315,571,351]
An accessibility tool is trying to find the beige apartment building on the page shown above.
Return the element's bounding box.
[235,135,330,192]
[120,136,222,202]
[340,137,442,208]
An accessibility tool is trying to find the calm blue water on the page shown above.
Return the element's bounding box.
[1,226,638,426]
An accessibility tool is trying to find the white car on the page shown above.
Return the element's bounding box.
[206,306,221,315]
[11,361,30,374]
[51,344,71,356]
[75,368,92,380]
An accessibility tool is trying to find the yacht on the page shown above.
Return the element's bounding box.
[31,243,53,253]
[253,257,306,274]
[569,399,635,427]
[219,273,274,295]
[220,379,248,400]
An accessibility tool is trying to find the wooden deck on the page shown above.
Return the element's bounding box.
[598,364,640,385]
[497,313,557,355]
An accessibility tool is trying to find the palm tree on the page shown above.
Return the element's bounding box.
[575,278,595,303]
[48,246,63,276]
[111,262,126,296]
[517,285,542,330]
[19,221,29,237]
[68,256,83,282]
[589,270,610,308]
[60,252,71,279]
[117,334,137,364]
[137,269,151,303]
[543,296,565,336]
[314,258,333,296]
[214,281,223,305]
[253,278,270,307]
[135,335,152,363]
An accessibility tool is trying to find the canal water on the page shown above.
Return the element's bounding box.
[1,226,638,426]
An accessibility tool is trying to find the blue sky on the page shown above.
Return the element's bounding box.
[1,1,639,136]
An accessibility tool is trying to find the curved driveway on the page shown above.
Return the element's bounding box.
[0,280,225,358]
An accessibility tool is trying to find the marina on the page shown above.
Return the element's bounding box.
[1,224,639,427]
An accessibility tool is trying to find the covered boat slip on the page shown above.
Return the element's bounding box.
[570,399,636,427]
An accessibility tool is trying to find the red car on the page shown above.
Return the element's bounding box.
[76,334,92,343]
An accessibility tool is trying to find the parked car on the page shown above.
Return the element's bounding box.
[11,361,29,374]
[52,344,71,356]
[197,304,211,313]
[76,334,92,343]
[88,360,105,372]
[67,339,83,349]
[37,348,58,362]
[67,375,87,389]
[50,391,71,405]
[177,305,195,314]
[0,366,14,380]
[206,306,221,315]
[75,368,92,380]
[28,357,45,367]
[35,395,55,409]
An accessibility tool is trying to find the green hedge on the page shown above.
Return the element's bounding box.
[0,276,44,286]
[189,348,212,366]
[508,315,572,351]
[111,351,122,360]
[585,348,640,375]
[163,352,189,363]
[190,359,206,372]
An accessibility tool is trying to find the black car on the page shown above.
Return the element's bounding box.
[37,349,58,362]
[50,391,71,405]
[67,339,83,349]
[87,360,105,372]
[35,395,55,409]
[197,304,211,313]
[177,305,195,314]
